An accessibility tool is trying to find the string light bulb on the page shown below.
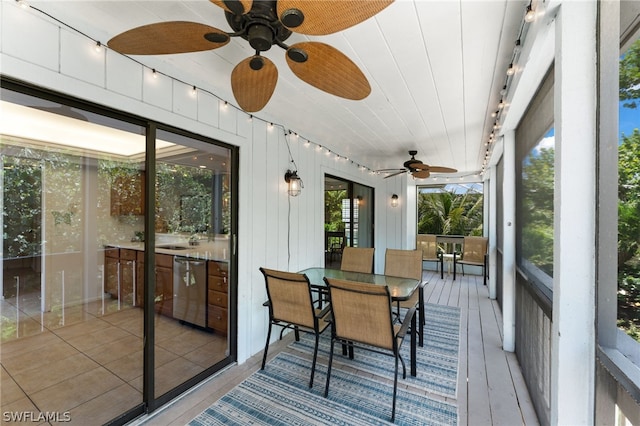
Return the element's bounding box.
[16,0,29,9]
[506,63,515,76]
[152,68,158,78]
[524,5,535,22]
[94,41,102,52]
[514,39,522,54]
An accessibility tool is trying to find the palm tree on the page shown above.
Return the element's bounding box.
[417,189,483,237]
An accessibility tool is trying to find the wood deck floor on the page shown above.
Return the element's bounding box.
[131,270,540,426]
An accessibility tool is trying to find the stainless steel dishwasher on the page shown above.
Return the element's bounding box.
[173,256,206,328]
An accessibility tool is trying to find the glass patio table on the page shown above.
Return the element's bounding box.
[299,267,422,377]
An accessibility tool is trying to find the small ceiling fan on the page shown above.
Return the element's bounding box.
[107,0,393,112]
[377,150,457,179]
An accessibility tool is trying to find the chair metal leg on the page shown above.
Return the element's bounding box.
[392,355,399,422]
[398,353,406,379]
[261,322,273,370]
[309,333,320,388]
[453,253,457,280]
[324,338,336,397]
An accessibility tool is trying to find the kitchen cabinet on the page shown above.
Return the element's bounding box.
[104,247,119,298]
[155,254,173,317]
[135,252,173,318]
[110,170,145,216]
[207,260,228,335]
[104,247,136,305]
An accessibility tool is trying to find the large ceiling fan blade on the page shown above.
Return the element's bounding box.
[108,22,229,55]
[231,56,278,112]
[376,168,405,173]
[209,0,253,15]
[286,42,370,100]
[383,170,407,179]
[277,0,394,35]
[410,163,429,171]
[412,170,431,179]
[428,166,458,173]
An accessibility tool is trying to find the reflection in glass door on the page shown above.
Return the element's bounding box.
[324,175,374,268]
[153,129,233,400]
[1,84,237,424]
[1,86,146,424]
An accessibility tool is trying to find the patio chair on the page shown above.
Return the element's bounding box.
[323,277,415,422]
[416,234,444,278]
[259,267,331,388]
[453,236,488,285]
[385,249,425,345]
[340,246,375,273]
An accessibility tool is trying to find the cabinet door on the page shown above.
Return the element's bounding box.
[155,266,173,317]
[110,170,145,216]
[105,256,119,298]
[120,249,136,306]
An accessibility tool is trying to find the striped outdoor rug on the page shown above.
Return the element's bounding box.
[189,351,457,426]
[288,303,460,398]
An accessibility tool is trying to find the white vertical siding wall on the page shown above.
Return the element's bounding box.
[0,1,400,363]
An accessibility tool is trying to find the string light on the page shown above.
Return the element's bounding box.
[483,2,532,170]
[15,0,385,177]
[524,5,535,22]
[506,63,515,76]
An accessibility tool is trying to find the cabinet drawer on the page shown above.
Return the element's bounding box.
[208,305,227,332]
[208,275,228,293]
[105,247,119,258]
[120,249,137,261]
[208,261,228,277]
[208,289,228,308]
[156,253,173,268]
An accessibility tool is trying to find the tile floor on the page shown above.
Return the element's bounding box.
[1,289,228,425]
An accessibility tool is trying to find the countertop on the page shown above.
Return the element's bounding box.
[105,240,230,262]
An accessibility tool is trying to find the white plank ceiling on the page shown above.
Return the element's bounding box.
[25,0,527,178]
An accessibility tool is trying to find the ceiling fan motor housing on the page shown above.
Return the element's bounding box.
[225,1,292,52]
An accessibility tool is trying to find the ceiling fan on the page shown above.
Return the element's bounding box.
[378,150,457,179]
[107,0,393,112]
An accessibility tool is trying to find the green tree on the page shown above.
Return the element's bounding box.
[417,189,483,238]
[324,189,347,231]
[618,37,640,341]
[620,39,640,109]
[521,148,555,275]
[618,129,640,338]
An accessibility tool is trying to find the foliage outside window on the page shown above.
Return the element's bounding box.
[417,184,483,238]
[520,129,555,278]
[618,38,640,341]
[325,189,347,232]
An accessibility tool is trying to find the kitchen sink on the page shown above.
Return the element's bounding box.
[156,244,190,250]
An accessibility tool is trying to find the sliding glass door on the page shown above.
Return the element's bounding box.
[324,175,374,267]
[0,82,237,424]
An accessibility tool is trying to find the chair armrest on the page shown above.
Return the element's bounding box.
[262,300,270,307]
[397,306,416,339]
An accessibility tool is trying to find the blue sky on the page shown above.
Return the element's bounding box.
[620,102,639,139]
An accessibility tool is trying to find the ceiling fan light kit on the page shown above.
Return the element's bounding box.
[107,0,394,112]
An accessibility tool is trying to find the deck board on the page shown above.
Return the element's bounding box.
[132,273,538,426]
